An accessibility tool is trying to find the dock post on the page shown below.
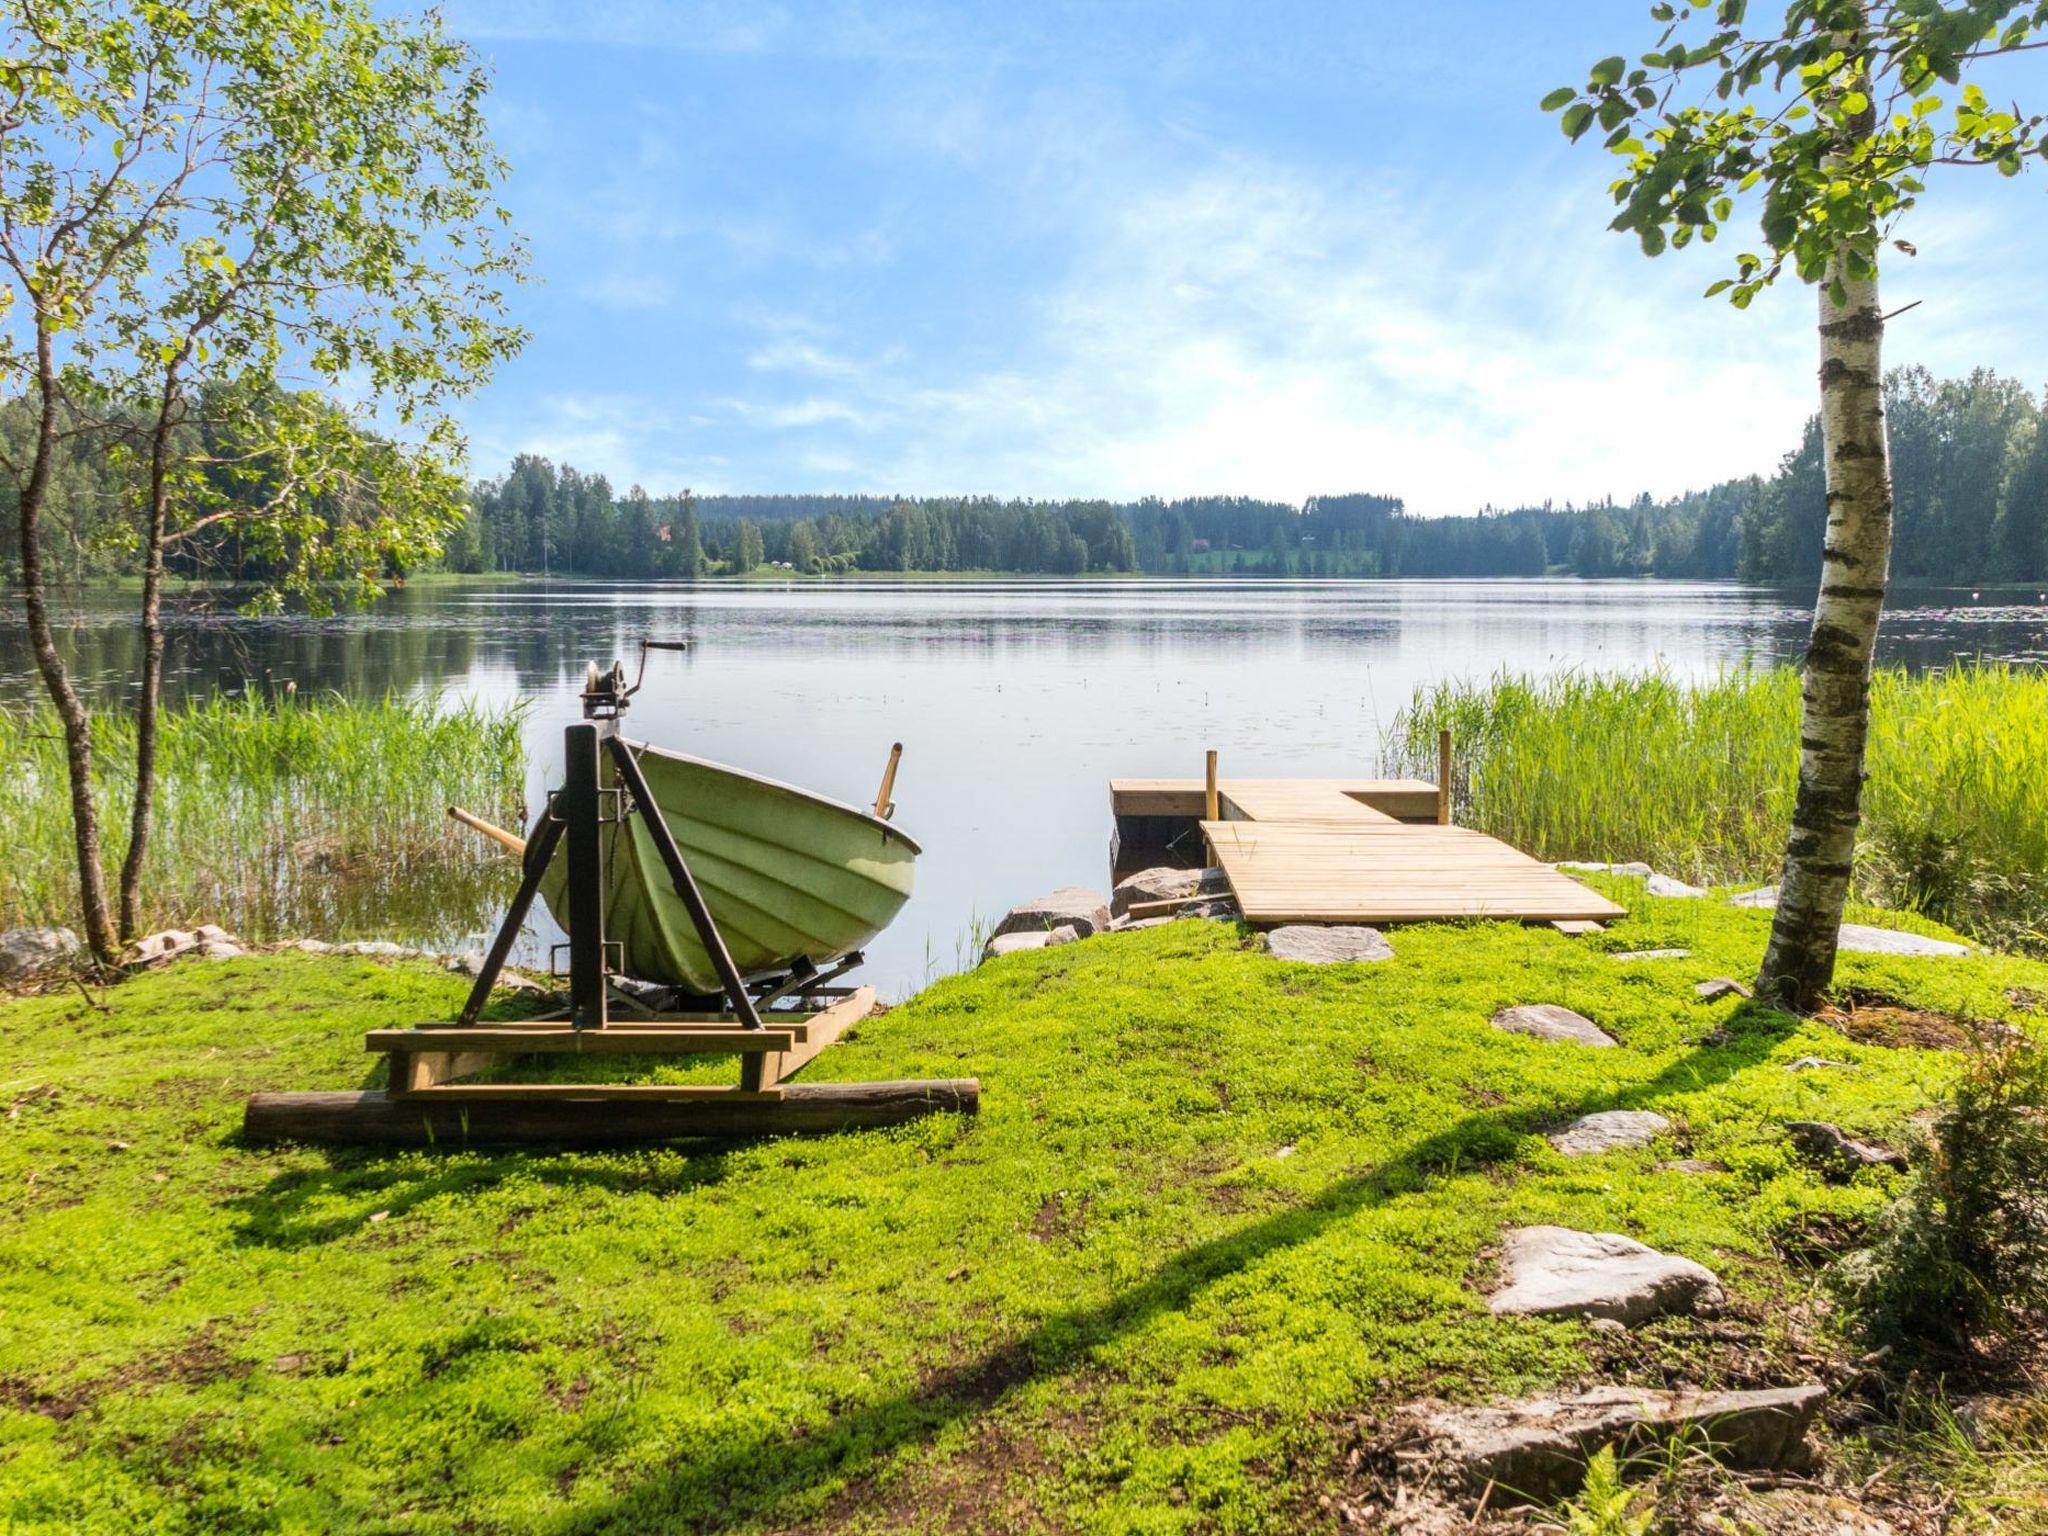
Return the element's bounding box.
[1204,749,1219,822]
[563,722,608,1030]
[1437,729,1452,826]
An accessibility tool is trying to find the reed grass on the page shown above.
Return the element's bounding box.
[1385,662,2048,951]
[0,692,527,944]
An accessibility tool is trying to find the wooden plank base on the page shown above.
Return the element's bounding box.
[243,1080,981,1148]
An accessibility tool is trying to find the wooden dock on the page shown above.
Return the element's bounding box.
[1109,774,1625,928]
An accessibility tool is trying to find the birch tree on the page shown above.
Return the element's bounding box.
[1547,0,2047,1010]
[0,0,525,961]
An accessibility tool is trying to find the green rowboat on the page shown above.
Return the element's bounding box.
[533,740,919,994]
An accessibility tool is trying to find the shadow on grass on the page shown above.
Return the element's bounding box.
[547,1003,1802,1533]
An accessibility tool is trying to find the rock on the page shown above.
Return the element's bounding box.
[194,924,236,945]
[1696,977,1753,1001]
[0,927,81,982]
[1837,924,1969,957]
[1490,1004,1616,1048]
[990,887,1112,942]
[284,938,335,955]
[1407,1383,1824,1502]
[1107,915,1173,932]
[1109,865,1229,918]
[1733,1490,1897,1536]
[1646,873,1708,897]
[199,940,245,960]
[130,929,198,964]
[1045,924,1082,947]
[1265,925,1395,964]
[335,939,410,957]
[1611,948,1690,961]
[1786,1120,1908,1179]
[1488,1225,1723,1323]
[1556,861,1706,898]
[1729,884,1779,907]
[1658,1158,1729,1175]
[444,951,546,994]
[1173,896,1241,921]
[982,931,1054,963]
[1547,1110,1670,1156]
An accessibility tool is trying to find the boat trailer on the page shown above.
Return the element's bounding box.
[244,644,978,1148]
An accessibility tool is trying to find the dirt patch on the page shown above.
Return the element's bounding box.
[1816,989,1993,1052]
[2005,986,2048,1016]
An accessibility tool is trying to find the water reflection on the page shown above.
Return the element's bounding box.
[6,578,2044,996]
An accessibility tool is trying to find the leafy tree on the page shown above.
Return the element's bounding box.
[1547,0,2048,1010]
[0,0,525,960]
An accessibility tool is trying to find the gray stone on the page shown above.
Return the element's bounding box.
[982,930,1054,963]
[1045,924,1082,947]
[199,940,245,960]
[1696,977,1753,1001]
[1837,924,1969,957]
[1611,948,1690,961]
[336,939,411,957]
[0,927,81,982]
[1658,1158,1730,1175]
[1646,873,1710,897]
[1729,885,1779,907]
[1490,1004,1617,1048]
[991,887,1112,941]
[1107,915,1173,932]
[1408,1383,1824,1502]
[1265,924,1395,964]
[444,951,546,994]
[284,938,335,955]
[194,924,236,945]
[1173,896,1242,921]
[1488,1225,1723,1324]
[1109,865,1230,918]
[130,929,198,964]
[1786,1120,1907,1179]
[1547,1110,1671,1156]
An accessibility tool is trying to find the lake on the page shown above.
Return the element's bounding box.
[7,576,2046,997]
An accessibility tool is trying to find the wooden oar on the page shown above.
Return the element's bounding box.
[872,742,903,820]
[448,805,527,856]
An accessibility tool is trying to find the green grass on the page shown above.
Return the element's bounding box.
[0,693,526,944]
[1386,664,2048,953]
[3,889,2044,1532]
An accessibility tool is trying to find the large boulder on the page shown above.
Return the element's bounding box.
[130,928,199,965]
[0,927,80,983]
[982,930,1054,963]
[1488,1225,1723,1323]
[990,887,1112,941]
[1265,925,1394,964]
[1405,1383,1824,1502]
[1109,866,1229,918]
[1547,1110,1670,1156]
[1490,1004,1616,1048]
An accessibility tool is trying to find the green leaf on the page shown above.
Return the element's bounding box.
[1563,102,1595,140]
[1704,278,1733,297]
[1540,86,1577,112]
[1591,55,1626,87]
[1639,225,1668,257]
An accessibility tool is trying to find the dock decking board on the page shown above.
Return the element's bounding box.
[1108,776,1623,927]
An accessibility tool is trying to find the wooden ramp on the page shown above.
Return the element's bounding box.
[1109,776,1625,928]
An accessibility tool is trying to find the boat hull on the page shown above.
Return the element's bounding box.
[535,742,919,994]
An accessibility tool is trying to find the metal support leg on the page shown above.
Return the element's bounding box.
[457,808,566,1026]
[605,736,764,1037]
[564,723,609,1031]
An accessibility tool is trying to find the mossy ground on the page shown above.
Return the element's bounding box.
[2,883,2043,1533]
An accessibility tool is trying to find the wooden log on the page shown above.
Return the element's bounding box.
[1437,730,1452,826]
[367,1024,804,1056]
[1204,750,1220,823]
[872,742,903,820]
[448,804,526,855]
[243,1079,981,1148]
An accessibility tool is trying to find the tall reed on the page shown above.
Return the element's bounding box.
[1385,663,2048,951]
[0,693,527,944]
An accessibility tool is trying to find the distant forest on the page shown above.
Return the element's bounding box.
[448,366,2048,585]
[7,366,2046,587]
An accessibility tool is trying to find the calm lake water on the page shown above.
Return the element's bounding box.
[8,577,2047,997]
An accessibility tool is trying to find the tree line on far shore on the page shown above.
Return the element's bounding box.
[7,364,2046,588]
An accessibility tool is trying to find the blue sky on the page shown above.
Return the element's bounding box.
[446,1,2048,516]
